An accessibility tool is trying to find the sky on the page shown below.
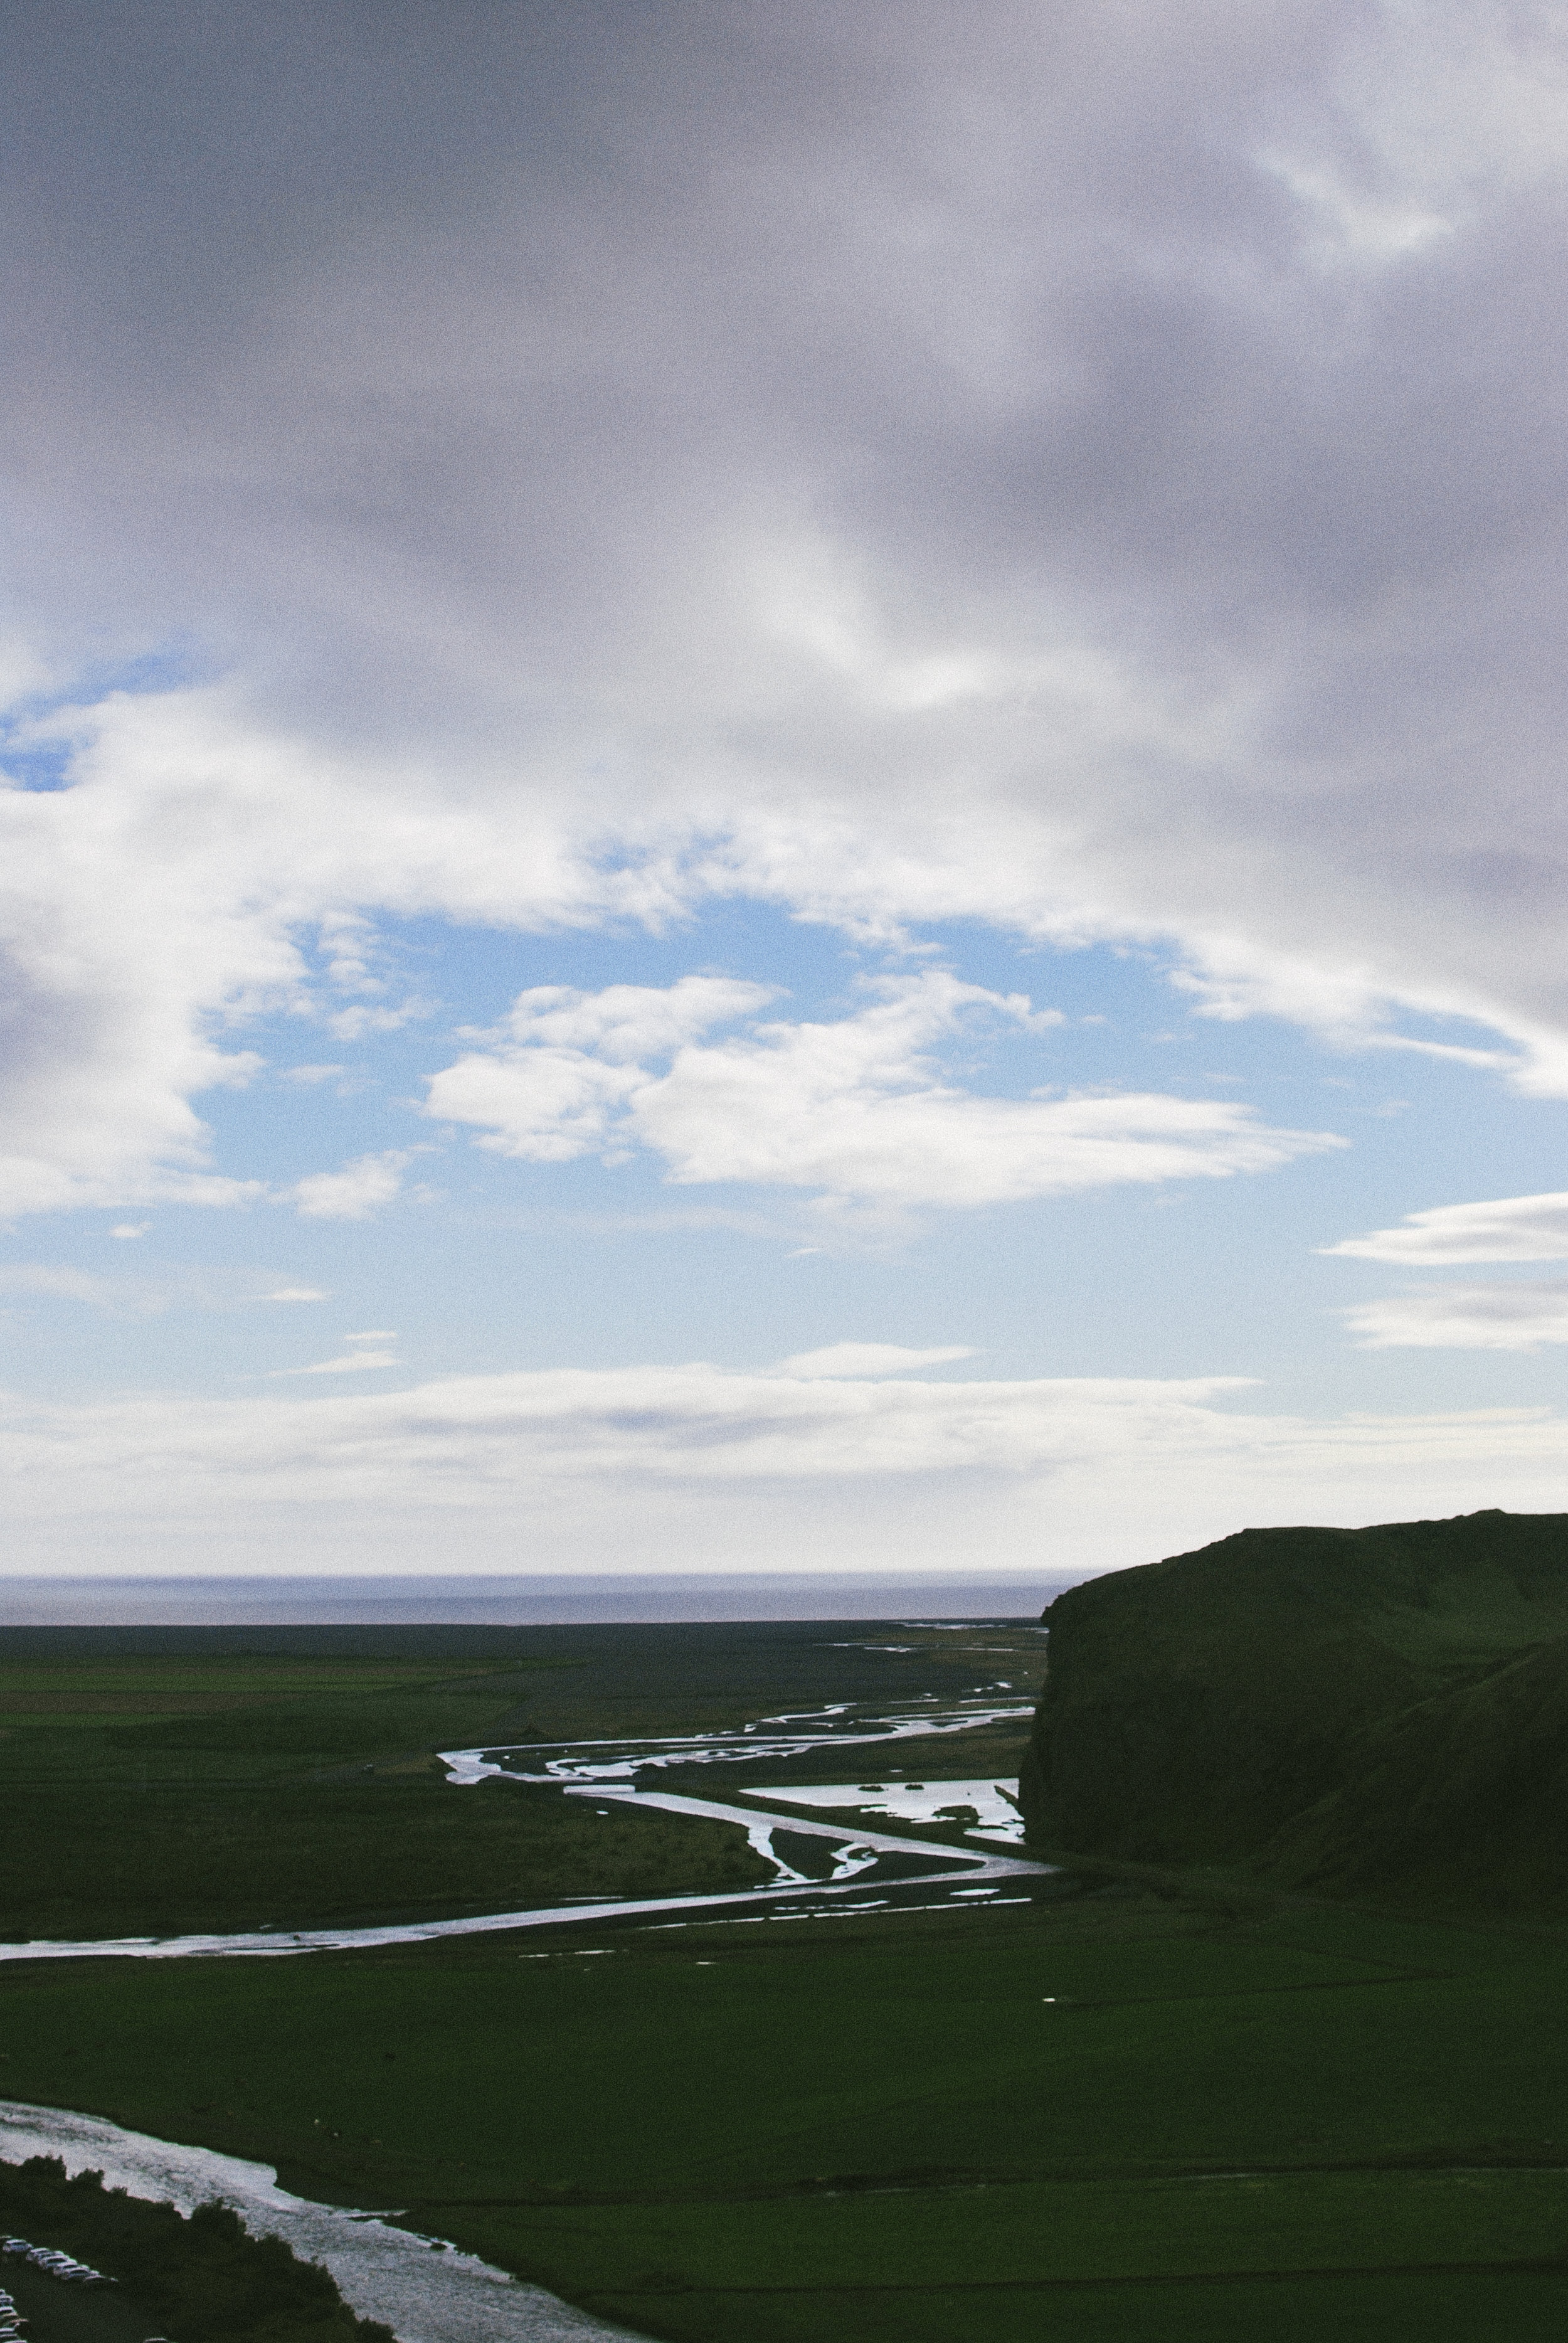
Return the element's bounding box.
[4,0,1568,1583]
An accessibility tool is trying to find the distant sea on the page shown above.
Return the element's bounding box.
[0,1573,1082,1625]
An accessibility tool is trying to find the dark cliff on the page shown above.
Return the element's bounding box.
[1020,1509,1568,1911]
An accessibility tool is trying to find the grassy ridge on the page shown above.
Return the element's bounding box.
[1020,1509,1568,1908]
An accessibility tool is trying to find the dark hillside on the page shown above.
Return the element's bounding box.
[1020,1509,1568,1908]
[1263,1632,1568,1910]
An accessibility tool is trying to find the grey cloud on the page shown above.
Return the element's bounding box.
[5,0,1568,1123]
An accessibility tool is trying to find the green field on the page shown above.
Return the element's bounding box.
[1,1612,1566,2339]
[4,1881,1568,2339]
[0,1620,1037,1938]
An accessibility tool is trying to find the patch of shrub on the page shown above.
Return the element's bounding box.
[0,2156,395,2342]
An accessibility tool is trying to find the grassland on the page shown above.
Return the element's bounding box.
[4,1878,1568,2339]
[0,1620,1034,1937]
[0,1635,729,1938]
[3,1606,1565,2339]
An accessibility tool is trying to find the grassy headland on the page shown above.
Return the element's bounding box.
[1020,1507,1568,1910]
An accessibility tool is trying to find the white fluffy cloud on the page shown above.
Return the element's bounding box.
[429,979,775,1166]
[1344,1282,1568,1351]
[0,1355,1563,1578]
[428,971,1339,1221]
[0,683,646,1218]
[490,979,779,1066]
[290,1150,413,1222]
[1327,1191,1568,1265]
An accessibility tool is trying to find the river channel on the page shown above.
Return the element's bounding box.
[0,1694,1050,1963]
[0,2100,645,2342]
[0,1695,1049,2337]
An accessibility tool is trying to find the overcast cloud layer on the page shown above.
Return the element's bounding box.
[3,4,1568,1574]
[7,1356,1567,1580]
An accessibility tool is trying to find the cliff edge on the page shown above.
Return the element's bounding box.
[1020,1509,1568,1911]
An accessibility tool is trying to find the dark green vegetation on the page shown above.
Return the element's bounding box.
[0,1626,838,1938]
[4,1883,1568,2340]
[1022,1508,1568,1910]
[5,1604,1567,2339]
[0,2157,392,2342]
[0,1620,1033,1937]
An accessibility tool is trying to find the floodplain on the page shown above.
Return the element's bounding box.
[3,1617,1567,2339]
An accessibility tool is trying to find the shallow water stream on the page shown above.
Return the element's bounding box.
[0,2101,645,2343]
[0,1696,1047,1963]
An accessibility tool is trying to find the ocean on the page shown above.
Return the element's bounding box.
[0,1572,1076,1625]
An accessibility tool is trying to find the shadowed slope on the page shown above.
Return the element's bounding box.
[1020,1509,1568,1909]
